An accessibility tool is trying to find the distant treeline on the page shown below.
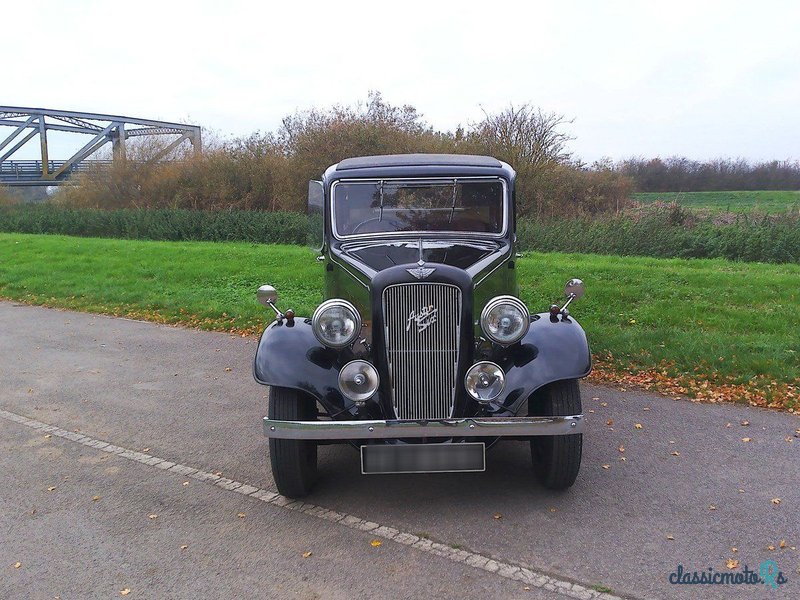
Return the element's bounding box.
[616,157,800,192]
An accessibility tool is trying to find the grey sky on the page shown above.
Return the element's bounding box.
[5,0,800,162]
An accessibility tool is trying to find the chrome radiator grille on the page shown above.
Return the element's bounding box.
[382,283,461,420]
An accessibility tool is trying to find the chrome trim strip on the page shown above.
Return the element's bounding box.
[263,415,585,439]
[331,177,509,241]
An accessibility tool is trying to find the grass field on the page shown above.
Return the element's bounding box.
[632,190,800,214]
[1,233,798,409]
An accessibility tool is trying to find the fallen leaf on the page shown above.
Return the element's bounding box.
[708,505,716,510]
[643,407,651,411]
[180,545,188,550]
[237,513,246,518]
[731,547,738,553]
[606,419,614,426]
[767,545,775,551]
[148,514,158,519]
[618,445,625,453]
[92,495,101,502]
[44,434,51,439]
[302,551,312,558]
[142,448,150,452]
[13,562,21,569]
[370,539,382,547]
[182,481,189,486]
[214,471,223,476]
[600,402,608,407]
[602,464,610,470]
[785,436,793,443]
[619,457,627,462]
[726,559,739,570]
[725,422,732,428]
[772,498,781,505]
[47,486,56,492]
[493,513,502,520]
[738,489,745,493]
[549,507,557,513]
[740,420,750,426]
[591,397,600,401]
[523,586,531,591]
[225,367,232,372]
[120,590,131,596]
[634,423,643,429]
[741,438,752,443]
[666,535,674,541]
[779,540,786,549]
[671,451,680,456]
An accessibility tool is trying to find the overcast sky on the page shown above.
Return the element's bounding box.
[4,0,800,162]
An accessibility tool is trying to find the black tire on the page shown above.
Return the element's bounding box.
[268,386,318,498]
[528,379,582,490]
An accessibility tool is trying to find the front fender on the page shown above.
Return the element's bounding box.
[253,318,356,417]
[491,313,592,416]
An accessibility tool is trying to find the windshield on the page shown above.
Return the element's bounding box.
[333,179,505,237]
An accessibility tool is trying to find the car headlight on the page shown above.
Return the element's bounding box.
[465,361,506,402]
[339,360,379,403]
[480,295,530,345]
[312,299,361,348]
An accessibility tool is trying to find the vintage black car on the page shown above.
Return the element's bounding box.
[254,154,590,498]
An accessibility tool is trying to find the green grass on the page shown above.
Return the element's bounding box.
[1,233,798,404]
[632,190,800,214]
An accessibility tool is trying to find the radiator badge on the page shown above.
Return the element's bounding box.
[406,304,438,333]
[407,265,436,280]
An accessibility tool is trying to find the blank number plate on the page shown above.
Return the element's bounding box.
[361,443,485,475]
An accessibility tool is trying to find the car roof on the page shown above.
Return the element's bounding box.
[335,154,503,170]
[325,154,514,182]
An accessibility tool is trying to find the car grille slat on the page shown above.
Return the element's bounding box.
[383,283,461,420]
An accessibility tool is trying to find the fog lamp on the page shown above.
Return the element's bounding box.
[464,361,506,402]
[338,360,379,403]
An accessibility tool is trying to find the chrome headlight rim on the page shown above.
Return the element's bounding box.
[480,295,530,346]
[464,361,506,402]
[338,359,380,403]
[311,298,362,348]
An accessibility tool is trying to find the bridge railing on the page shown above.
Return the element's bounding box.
[0,160,113,182]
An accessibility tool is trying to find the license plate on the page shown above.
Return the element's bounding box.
[360,442,485,475]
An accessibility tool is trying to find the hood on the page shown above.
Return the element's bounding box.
[337,238,508,275]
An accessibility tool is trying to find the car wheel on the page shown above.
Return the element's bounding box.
[268,386,318,498]
[528,379,582,490]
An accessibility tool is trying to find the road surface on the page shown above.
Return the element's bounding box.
[0,302,797,599]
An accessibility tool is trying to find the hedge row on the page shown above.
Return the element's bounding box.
[516,216,800,263]
[1,205,798,264]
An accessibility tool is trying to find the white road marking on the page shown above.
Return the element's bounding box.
[0,408,624,600]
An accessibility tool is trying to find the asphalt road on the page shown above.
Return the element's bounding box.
[0,301,798,600]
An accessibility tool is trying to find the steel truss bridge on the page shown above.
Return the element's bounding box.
[0,106,201,186]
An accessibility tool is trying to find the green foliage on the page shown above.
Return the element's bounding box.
[0,205,314,245]
[517,209,800,263]
[1,234,798,389]
[3,205,798,264]
[632,190,800,215]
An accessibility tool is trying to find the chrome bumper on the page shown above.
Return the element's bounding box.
[262,415,585,440]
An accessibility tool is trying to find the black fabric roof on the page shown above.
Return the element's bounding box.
[335,154,502,171]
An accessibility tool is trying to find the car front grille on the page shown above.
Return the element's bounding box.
[382,282,461,420]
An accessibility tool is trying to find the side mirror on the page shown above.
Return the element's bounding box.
[564,278,585,301]
[257,284,278,307]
